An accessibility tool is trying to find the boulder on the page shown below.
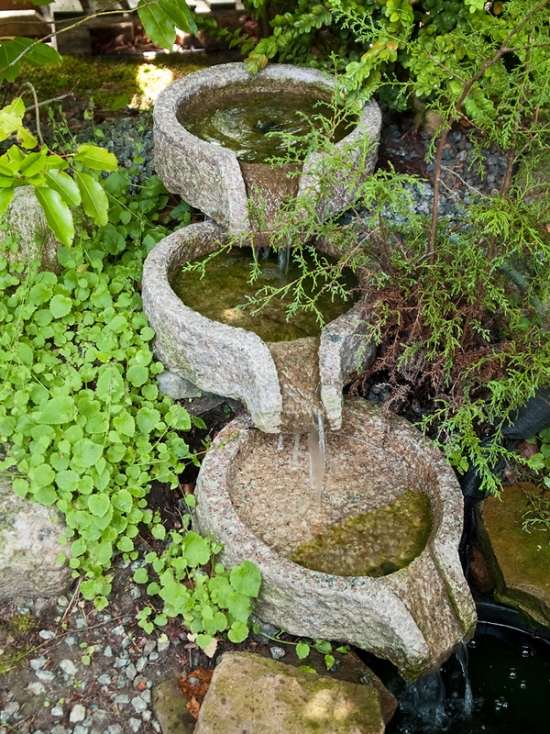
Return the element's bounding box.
[3,186,59,271]
[152,677,196,734]
[478,483,550,626]
[194,652,390,734]
[0,480,70,601]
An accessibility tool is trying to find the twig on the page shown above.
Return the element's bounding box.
[19,81,43,145]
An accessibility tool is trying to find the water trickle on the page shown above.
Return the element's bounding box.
[277,247,290,277]
[308,409,326,505]
[409,670,447,730]
[456,641,474,717]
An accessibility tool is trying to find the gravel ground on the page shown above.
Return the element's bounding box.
[0,562,184,734]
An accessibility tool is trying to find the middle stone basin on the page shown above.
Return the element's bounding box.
[142,220,372,433]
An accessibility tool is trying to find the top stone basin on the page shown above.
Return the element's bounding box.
[153,63,382,233]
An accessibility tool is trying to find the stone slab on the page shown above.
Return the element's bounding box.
[479,483,550,627]
[194,652,388,734]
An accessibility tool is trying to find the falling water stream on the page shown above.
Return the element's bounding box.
[307,408,326,507]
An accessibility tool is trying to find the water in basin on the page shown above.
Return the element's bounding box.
[171,248,356,343]
[290,490,432,577]
[178,89,351,163]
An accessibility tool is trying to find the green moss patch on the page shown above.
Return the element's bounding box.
[480,483,550,627]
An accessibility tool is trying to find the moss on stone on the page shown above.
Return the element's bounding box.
[479,483,550,627]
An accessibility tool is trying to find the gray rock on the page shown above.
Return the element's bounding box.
[114,694,129,705]
[156,635,169,653]
[30,656,47,670]
[269,646,286,660]
[152,678,196,734]
[194,652,388,734]
[69,704,86,723]
[59,658,78,676]
[131,696,148,714]
[51,706,64,717]
[2,186,59,271]
[0,480,70,601]
[195,400,476,679]
[38,629,55,640]
[97,673,111,686]
[35,670,55,682]
[154,63,381,234]
[27,681,46,695]
[157,371,203,400]
[129,718,141,732]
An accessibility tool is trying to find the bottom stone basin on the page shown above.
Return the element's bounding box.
[195,400,477,679]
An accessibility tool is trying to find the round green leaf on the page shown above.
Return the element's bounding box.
[88,493,111,517]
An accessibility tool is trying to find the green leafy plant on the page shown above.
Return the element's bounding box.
[527,428,550,490]
[0,169,193,608]
[135,527,262,654]
[0,96,117,244]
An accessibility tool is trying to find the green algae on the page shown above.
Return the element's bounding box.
[171,248,355,342]
[291,490,432,577]
[179,89,350,163]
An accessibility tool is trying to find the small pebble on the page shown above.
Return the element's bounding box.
[129,718,141,732]
[28,681,46,695]
[114,694,129,705]
[270,646,286,660]
[38,630,55,640]
[103,645,113,658]
[157,635,169,653]
[107,726,123,734]
[36,670,55,682]
[131,696,148,714]
[30,657,47,671]
[51,706,64,717]
[125,662,137,680]
[97,673,112,686]
[69,704,86,723]
[59,658,78,676]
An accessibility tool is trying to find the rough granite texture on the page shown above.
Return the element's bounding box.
[195,401,477,679]
[153,63,382,233]
[194,652,387,734]
[0,479,70,600]
[478,483,550,627]
[142,222,369,433]
[3,187,58,271]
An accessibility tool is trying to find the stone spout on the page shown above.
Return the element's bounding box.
[194,401,477,679]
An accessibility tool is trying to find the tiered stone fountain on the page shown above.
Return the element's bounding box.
[143,62,476,680]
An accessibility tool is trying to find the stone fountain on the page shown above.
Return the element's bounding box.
[143,61,476,679]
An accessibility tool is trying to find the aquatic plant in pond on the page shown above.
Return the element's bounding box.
[171,247,356,342]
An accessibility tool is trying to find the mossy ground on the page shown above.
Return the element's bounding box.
[0,612,39,676]
[12,53,232,114]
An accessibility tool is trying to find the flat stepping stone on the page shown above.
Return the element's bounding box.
[194,651,390,734]
[479,483,550,626]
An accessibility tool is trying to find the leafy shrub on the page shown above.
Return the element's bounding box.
[0,170,195,608]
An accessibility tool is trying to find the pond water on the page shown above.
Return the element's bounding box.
[382,617,550,734]
[178,89,350,163]
[171,248,355,342]
[291,490,432,577]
